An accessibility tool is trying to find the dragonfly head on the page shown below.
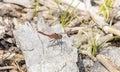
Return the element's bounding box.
[57,34,62,39]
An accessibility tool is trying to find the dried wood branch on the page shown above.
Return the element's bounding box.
[0,66,16,70]
[97,54,120,72]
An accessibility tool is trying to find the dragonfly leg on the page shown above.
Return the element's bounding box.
[57,39,62,52]
[60,39,62,52]
[49,39,63,52]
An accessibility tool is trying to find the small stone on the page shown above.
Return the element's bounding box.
[112,21,120,30]
[5,38,13,43]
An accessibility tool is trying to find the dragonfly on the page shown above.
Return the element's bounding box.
[37,30,63,52]
[37,31,62,40]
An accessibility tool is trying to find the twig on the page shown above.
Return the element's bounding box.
[0,66,16,70]
[97,54,120,72]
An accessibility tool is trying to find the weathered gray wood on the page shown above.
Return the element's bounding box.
[13,17,78,72]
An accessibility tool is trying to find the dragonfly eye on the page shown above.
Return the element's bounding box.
[58,34,62,39]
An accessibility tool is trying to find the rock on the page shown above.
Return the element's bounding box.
[37,17,79,72]
[91,61,109,72]
[96,54,120,72]
[0,25,5,38]
[5,38,13,43]
[112,21,120,30]
[77,45,120,72]
[13,17,78,72]
[100,46,120,67]
[83,59,94,72]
